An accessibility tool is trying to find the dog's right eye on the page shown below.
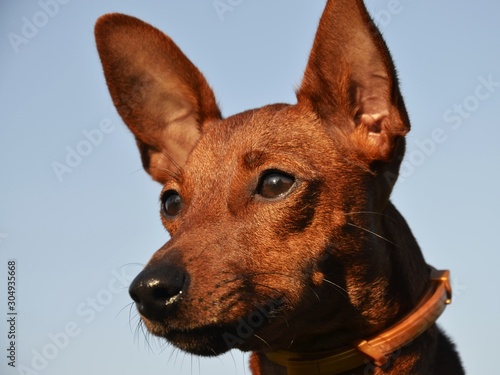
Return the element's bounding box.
[161,190,182,218]
[257,171,296,199]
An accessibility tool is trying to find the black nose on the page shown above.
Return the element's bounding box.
[129,263,187,321]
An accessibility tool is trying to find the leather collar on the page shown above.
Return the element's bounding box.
[265,267,452,375]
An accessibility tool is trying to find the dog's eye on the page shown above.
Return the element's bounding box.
[257,171,295,199]
[161,190,182,218]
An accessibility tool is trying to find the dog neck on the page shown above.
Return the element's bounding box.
[261,268,452,375]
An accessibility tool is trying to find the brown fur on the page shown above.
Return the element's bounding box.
[95,0,464,373]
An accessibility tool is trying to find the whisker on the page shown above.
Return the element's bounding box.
[160,149,182,176]
[253,334,273,350]
[248,282,295,310]
[221,271,328,308]
[228,350,238,374]
[139,321,155,353]
[167,345,178,365]
[129,167,147,177]
[322,278,349,298]
[120,261,146,269]
[157,338,170,354]
[128,303,139,330]
[173,347,181,367]
[311,288,321,302]
[346,222,401,248]
[116,301,135,320]
[344,211,397,222]
[288,332,297,349]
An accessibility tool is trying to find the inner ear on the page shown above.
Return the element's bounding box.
[351,77,408,163]
[296,0,410,165]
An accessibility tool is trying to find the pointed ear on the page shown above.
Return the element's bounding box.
[297,0,410,167]
[95,13,222,184]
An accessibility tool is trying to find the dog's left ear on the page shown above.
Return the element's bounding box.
[297,0,410,168]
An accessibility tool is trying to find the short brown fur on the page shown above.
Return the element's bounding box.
[95,1,464,374]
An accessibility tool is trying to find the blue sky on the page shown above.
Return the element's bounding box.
[1,1,499,374]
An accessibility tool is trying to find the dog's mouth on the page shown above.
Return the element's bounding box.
[161,324,242,356]
[143,298,286,356]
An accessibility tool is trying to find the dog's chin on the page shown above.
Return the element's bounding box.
[146,318,269,356]
[146,323,265,356]
[144,299,286,356]
[162,325,236,356]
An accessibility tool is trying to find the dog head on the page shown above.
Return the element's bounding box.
[95,0,412,356]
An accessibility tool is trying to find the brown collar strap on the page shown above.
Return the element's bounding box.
[265,268,452,375]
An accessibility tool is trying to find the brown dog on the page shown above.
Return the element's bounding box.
[95,0,464,374]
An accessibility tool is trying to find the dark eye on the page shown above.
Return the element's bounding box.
[161,190,182,218]
[257,171,295,199]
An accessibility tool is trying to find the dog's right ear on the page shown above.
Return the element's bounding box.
[95,14,222,184]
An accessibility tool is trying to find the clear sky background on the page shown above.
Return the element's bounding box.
[1,1,499,374]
